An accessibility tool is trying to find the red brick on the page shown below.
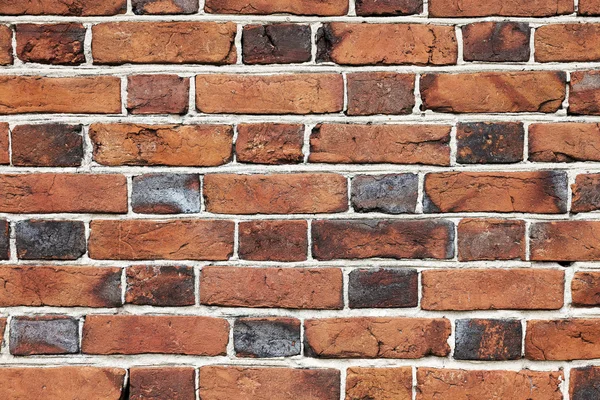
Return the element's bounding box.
[458,219,526,261]
[570,70,600,115]
[239,220,308,261]
[16,23,85,65]
[0,76,121,114]
[429,0,573,16]
[580,0,600,15]
[416,368,563,400]
[199,366,341,400]
[526,319,600,360]
[200,266,343,309]
[463,22,530,62]
[0,174,127,213]
[130,367,195,400]
[0,0,127,15]
[421,269,564,310]
[0,25,13,65]
[309,124,451,166]
[0,265,122,307]
[89,219,234,260]
[236,123,304,164]
[132,0,199,14]
[127,75,189,115]
[11,124,83,167]
[424,171,567,213]
[572,272,600,307]
[355,0,422,15]
[126,265,195,306]
[82,315,229,355]
[305,317,451,358]
[530,221,600,261]
[317,23,457,65]
[572,174,600,212]
[312,219,455,260]
[204,0,348,15]
[89,123,233,166]
[196,74,343,114]
[346,73,415,116]
[529,123,600,162]
[0,123,9,164]
[93,22,236,64]
[421,72,566,113]
[536,24,600,62]
[346,367,412,400]
[0,367,126,399]
[204,173,348,214]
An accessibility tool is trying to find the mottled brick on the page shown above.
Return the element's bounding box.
[347,73,415,116]
[529,123,600,162]
[204,0,349,15]
[11,124,83,167]
[10,316,79,356]
[0,25,12,65]
[127,75,189,115]
[456,122,524,164]
[126,265,195,306]
[130,367,196,400]
[351,174,418,214]
[458,219,526,261]
[312,219,455,260]
[132,174,200,214]
[463,22,530,62]
[346,367,413,400]
[429,0,573,16]
[16,220,86,260]
[355,0,422,15]
[536,24,600,62]
[132,0,199,14]
[454,319,522,361]
[16,23,85,65]
[239,220,307,262]
[243,24,311,64]
[572,174,600,213]
[570,366,600,400]
[236,123,304,164]
[0,123,9,164]
[0,0,127,15]
[570,71,600,115]
[349,268,418,308]
[526,319,600,360]
[572,272,600,307]
[0,220,8,260]
[234,318,300,358]
[530,221,600,261]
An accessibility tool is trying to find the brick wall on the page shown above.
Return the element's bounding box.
[0,0,599,399]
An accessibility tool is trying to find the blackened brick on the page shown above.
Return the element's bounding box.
[454,319,522,361]
[132,174,200,214]
[463,22,530,62]
[130,367,196,400]
[355,0,423,15]
[349,268,418,308]
[243,24,311,64]
[234,318,301,358]
[239,220,308,262]
[571,366,600,400]
[16,23,86,65]
[0,219,8,260]
[351,174,418,214]
[11,124,83,167]
[16,220,86,260]
[457,122,524,164]
[126,265,195,306]
[10,316,79,355]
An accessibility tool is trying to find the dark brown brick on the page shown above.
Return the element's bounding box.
[132,0,199,14]
[454,319,522,361]
[347,73,415,116]
[234,318,301,358]
[572,272,600,307]
[127,75,189,115]
[16,23,85,65]
[126,265,195,306]
[462,22,530,62]
[572,174,600,213]
[348,268,418,308]
[243,24,311,64]
[570,366,600,400]
[0,220,9,260]
[458,219,526,261]
[16,220,85,260]
[239,220,307,262]
[11,124,83,167]
[0,0,127,16]
[456,122,524,164]
[351,174,418,214]
[312,219,455,260]
[355,0,422,15]
[10,316,79,356]
[132,174,200,214]
[130,367,196,400]
[236,123,304,164]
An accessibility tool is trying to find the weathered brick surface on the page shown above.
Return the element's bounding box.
[236,123,304,164]
[463,22,530,62]
[570,70,600,115]
[530,221,600,261]
[529,123,600,162]
[132,0,199,14]
[0,219,9,260]
[10,316,79,355]
[580,0,600,15]
[126,265,195,306]
[130,367,196,400]
[131,173,200,214]
[234,317,301,357]
[454,319,522,360]
[570,366,600,400]
[238,220,308,261]
[355,0,422,15]
[346,367,413,400]
[351,174,418,214]
[127,75,189,115]
[536,24,600,62]
[458,219,526,261]
[346,73,415,116]
[0,25,13,65]
[348,268,418,308]
[572,174,600,213]
[0,1,127,15]
[16,23,85,65]
[0,123,9,164]
[526,319,600,360]
[456,122,524,164]
[428,0,574,16]
[16,220,86,260]
[243,24,311,64]
[11,124,83,167]
[572,272,600,307]
[204,0,349,15]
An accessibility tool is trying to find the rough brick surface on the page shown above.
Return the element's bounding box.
[572,272,600,307]
[536,24,600,62]
[572,174,600,213]
[526,319,600,360]
[352,174,418,214]
[10,316,79,355]
[463,22,530,62]
[243,24,311,64]
[0,123,9,164]
[428,0,574,16]
[132,0,199,14]
[0,25,13,65]
[454,319,522,360]
[16,220,86,260]
[131,173,200,214]
[348,268,418,308]
[238,220,308,261]
[16,23,85,65]
[570,70,600,115]
[11,124,83,167]
[346,73,415,115]
[530,221,600,261]
[0,1,127,15]
[204,0,349,15]
[127,75,189,115]
[234,317,301,358]
[355,0,422,15]
[529,123,600,162]
[236,123,304,164]
[126,265,195,306]
[570,366,600,400]
[130,367,196,399]
[456,122,524,164]
[458,219,526,261]
[346,367,413,400]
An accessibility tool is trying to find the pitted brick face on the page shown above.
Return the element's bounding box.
[348,268,418,308]
[126,265,195,306]
[454,319,523,361]
[16,23,86,65]
[351,174,419,214]
[132,0,199,14]
[11,124,83,167]
[129,367,196,400]
[132,173,201,214]
[10,316,80,355]
[16,220,86,260]
[233,318,301,358]
[243,24,311,64]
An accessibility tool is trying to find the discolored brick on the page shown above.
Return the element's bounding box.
[346,367,413,400]
[536,24,600,62]
[16,23,85,65]
[570,366,600,400]
[130,367,195,400]
[309,124,451,166]
[0,0,127,15]
[127,75,189,115]
[11,124,83,167]
[351,174,418,214]
[572,174,600,212]
[239,220,308,262]
[346,73,415,116]
[312,219,455,260]
[132,174,200,214]
[355,0,422,15]
[0,25,12,65]
[349,268,418,308]
[424,171,568,213]
[16,220,86,260]
[570,70,600,115]
[456,122,524,164]
[0,123,8,164]
[236,123,304,164]
[132,0,199,14]
[529,123,600,162]
[428,0,574,16]
[126,265,195,306]
[572,272,600,307]
[234,318,300,358]
[243,24,311,64]
[530,221,600,261]
[462,22,530,62]
[454,319,522,361]
[305,317,451,359]
[526,319,600,360]
[458,219,526,261]
[200,266,343,309]
[0,220,8,260]
[204,0,349,15]
[10,316,79,356]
